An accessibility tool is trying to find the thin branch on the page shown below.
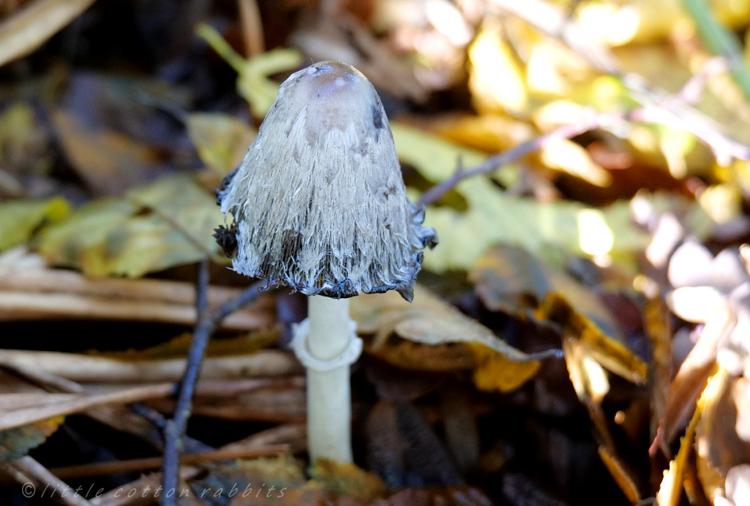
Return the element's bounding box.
[418,112,601,207]
[418,58,750,207]
[160,278,266,506]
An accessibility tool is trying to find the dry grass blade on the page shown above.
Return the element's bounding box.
[48,445,289,480]
[0,0,98,67]
[0,291,270,330]
[0,349,301,383]
[3,456,94,506]
[0,383,174,432]
[0,268,274,330]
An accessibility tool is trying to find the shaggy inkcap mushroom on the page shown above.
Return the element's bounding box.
[215,61,436,301]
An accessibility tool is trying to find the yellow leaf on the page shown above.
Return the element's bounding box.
[350,285,549,393]
[391,123,653,272]
[197,24,302,118]
[309,458,387,503]
[656,366,716,506]
[471,244,648,384]
[0,197,69,251]
[539,138,612,187]
[186,113,256,175]
[0,416,64,463]
[598,446,641,504]
[38,175,222,277]
[468,342,540,393]
[468,23,527,114]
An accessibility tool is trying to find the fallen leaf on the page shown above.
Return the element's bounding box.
[468,21,528,114]
[597,446,641,504]
[0,197,69,252]
[197,24,302,118]
[51,109,163,196]
[391,123,654,272]
[309,458,387,503]
[0,417,63,463]
[470,244,647,384]
[186,113,256,176]
[350,285,551,393]
[695,367,750,502]
[38,175,222,277]
[656,385,704,506]
[0,0,98,67]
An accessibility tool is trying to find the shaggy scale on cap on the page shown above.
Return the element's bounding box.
[216,61,436,301]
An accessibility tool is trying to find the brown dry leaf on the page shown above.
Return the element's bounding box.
[309,458,388,504]
[734,377,750,443]
[597,446,641,504]
[0,0,97,67]
[644,297,673,440]
[470,244,647,384]
[363,339,475,373]
[291,14,427,102]
[99,329,280,361]
[51,109,163,196]
[656,384,705,506]
[695,367,750,503]
[658,309,733,445]
[350,285,549,393]
[0,416,62,462]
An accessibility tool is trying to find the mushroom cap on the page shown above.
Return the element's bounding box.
[217,61,436,301]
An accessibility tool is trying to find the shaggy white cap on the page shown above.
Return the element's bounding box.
[217,61,436,301]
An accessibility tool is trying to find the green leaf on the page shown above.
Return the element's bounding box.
[391,123,655,271]
[196,24,303,118]
[0,197,69,251]
[38,175,222,277]
[0,418,63,463]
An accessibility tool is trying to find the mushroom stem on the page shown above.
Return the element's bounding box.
[306,296,353,463]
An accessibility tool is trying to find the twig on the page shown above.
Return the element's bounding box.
[238,0,265,57]
[418,59,750,207]
[417,112,601,207]
[672,56,730,105]
[160,278,266,506]
[195,260,209,316]
[49,445,288,480]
